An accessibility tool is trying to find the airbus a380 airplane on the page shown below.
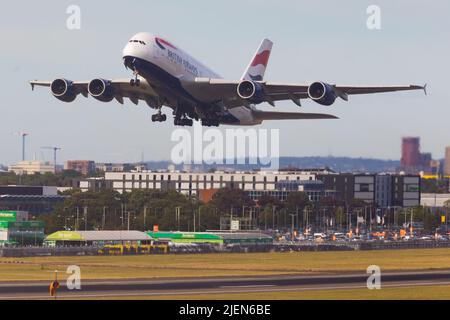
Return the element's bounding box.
[30,32,426,127]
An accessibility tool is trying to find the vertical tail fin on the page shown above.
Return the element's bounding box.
[241,38,273,81]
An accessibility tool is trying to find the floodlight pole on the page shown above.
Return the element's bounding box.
[84,206,88,231]
[272,206,276,230]
[75,207,79,231]
[198,206,201,232]
[193,210,196,233]
[102,206,106,230]
[175,207,181,231]
[289,214,296,240]
[143,206,147,231]
[22,133,28,161]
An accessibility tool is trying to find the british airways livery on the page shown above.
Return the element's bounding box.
[30,32,426,127]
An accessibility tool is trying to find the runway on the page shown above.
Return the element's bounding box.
[2,270,450,299]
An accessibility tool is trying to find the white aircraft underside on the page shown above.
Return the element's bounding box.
[30,32,426,127]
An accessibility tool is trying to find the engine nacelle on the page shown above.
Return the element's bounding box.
[237,80,265,104]
[88,79,114,102]
[51,79,77,102]
[307,82,337,106]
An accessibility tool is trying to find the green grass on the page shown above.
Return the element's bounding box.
[2,248,450,281]
[100,285,450,300]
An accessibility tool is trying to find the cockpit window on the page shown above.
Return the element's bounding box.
[129,40,146,45]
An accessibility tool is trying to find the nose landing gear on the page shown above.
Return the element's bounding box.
[151,109,167,122]
[130,78,141,87]
[151,114,167,122]
[130,67,141,87]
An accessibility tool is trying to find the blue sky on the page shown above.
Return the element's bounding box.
[0,0,448,165]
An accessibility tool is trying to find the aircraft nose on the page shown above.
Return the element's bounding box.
[122,42,135,59]
[123,56,134,70]
[123,42,145,70]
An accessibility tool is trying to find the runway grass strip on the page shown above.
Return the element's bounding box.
[2,248,450,281]
[79,285,450,300]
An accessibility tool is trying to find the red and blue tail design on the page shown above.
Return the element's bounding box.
[241,39,273,81]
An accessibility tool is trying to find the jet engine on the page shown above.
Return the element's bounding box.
[50,79,77,102]
[237,80,265,104]
[88,79,114,102]
[307,82,337,106]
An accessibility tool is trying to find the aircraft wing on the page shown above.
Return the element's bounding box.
[29,78,160,106]
[253,110,338,121]
[192,78,426,108]
[30,80,90,97]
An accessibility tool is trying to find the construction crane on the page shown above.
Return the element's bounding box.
[41,146,62,173]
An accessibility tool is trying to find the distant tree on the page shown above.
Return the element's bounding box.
[0,171,83,187]
[257,194,281,208]
[347,198,369,210]
[421,178,450,194]
[335,206,347,230]
[319,196,344,208]
[423,211,439,232]
[41,188,205,233]
[197,203,220,231]
[284,192,311,213]
[210,188,254,214]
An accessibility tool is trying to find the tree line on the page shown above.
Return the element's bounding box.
[40,188,320,233]
[39,186,450,234]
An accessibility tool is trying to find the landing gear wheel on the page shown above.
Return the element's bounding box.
[152,113,167,122]
[130,79,141,87]
[174,118,193,127]
[201,119,220,127]
[130,67,141,87]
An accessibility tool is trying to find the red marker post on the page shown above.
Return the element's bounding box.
[49,270,60,299]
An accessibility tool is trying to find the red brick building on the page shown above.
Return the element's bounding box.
[65,160,95,175]
[401,137,421,168]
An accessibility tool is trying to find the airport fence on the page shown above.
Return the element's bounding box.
[3,240,450,257]
[0,246,100,257]
[274,242,359,252]
[274,240,450,251]
[359,240,450,250]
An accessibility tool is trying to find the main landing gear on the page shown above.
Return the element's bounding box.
[201,119,220,127]
[174,118,193,127]
[173,106,194,127]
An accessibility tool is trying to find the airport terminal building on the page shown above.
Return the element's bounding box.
[100,170,318,195]
[77,169,420,208]
[0,186,67,216]
[317,173,421,207]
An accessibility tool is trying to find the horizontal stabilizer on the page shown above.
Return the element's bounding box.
[253,111,338,121]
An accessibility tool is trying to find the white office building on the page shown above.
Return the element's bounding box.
[421,193,450,208]
[9,161,55,175]
[103,170,320,196]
